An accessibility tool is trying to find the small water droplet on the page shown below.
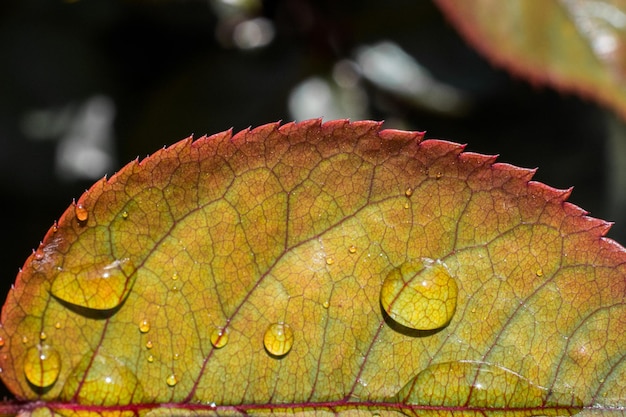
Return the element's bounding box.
[326,257,335,265]
[171,273,179,281]
[172,284,179,292]
[263,322,294,357]
[0,337,4,348]
[54,322,62,329]
[380,258,458,331]
[405,187,413,197]
[39,331,47,341]
[75,203,89,222]
[145,340,153,349]
[322,301,330,309]
[23,344,61,388]
[147,355,154,363]
[348,245,357,254]
[210,327,229,349]
[173,353,180,361]
[22,336,29,344]
[404,202,410,209]
[436,172,443,179]
[121,211,129,219]
[536,269,544,277]
[139,319,150,333]
[166,374,178,387]
[52,222,59,233]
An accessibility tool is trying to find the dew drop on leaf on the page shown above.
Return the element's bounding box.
[38,331,46,341]
[0,336,5,348]
[210,327,229,349]
[121,210,129,220]
[74,203,88,222]
[147,355,154,363]
[263,322,294,357]
[322,301,330,309]
[380,258,457,331]
[23,344,61,389]
[50,258,136,311]
[396,360,582,413]
[61,353,144,406]
[348,245,357,254]
[138,319,150,333]
[325,257,335,265]
[166,374,178,387]
[405,187,413,197]
[145,340,153,349]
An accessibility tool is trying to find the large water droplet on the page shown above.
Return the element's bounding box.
[24,344,61,389]
[61,353,144,406]
[210,327,229,349]
[263,322,294,357]
[396,361,582,414]
[380,258,457,331]
[51,258,136,311]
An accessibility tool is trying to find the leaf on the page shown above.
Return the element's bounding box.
[0,119,624,417]
[434,0,626,119]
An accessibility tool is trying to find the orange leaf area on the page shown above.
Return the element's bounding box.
[0,120,624,417]
[435,0,626,119]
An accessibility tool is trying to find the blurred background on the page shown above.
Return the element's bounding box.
[0,0,613,359]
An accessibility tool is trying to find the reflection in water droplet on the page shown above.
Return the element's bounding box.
[75,204,89,222]
[24,344,61,388]
[263,322,294,357]
[139,319,150,333]
[166,374,178,387]
[348,245,357,254]
[397,361,582,413]
[61,353,144,406]
[380,258,457,331]
[210,327,229,349]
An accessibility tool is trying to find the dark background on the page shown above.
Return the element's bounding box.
[0,0,613,397]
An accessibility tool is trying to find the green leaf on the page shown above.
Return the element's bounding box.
[0,120,624,417]
[435,0,626,118]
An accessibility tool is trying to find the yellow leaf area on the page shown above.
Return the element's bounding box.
[434,0,626,119]
[0,120,624,417]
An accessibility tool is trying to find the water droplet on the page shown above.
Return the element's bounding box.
[0,337,4,348]
[121,211,129,219]
[147,355,154,363]
[322,301,330,309]
[348,245,357,254]
[23,344,61,388]
[210,327,229,349]
[166,374,178,387]
[436,172,443,179]
[61,353,144,406]
[22,336,29,344]
[405,187,413,197]
[380,258,458,331]
[173,353,180,361]
[263,322,294,357]
[326,257,335,265]
[51,258,136,311]
[171,284,179,292]
[75,203,88,222]
[404,202,410,209]
[396,361,582,412]
[139,319,150,333]
[171,273,179,281]
[54,322,62,329]
[536,269,544,277]
[145,340,153,349]
[39,331,47,341]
